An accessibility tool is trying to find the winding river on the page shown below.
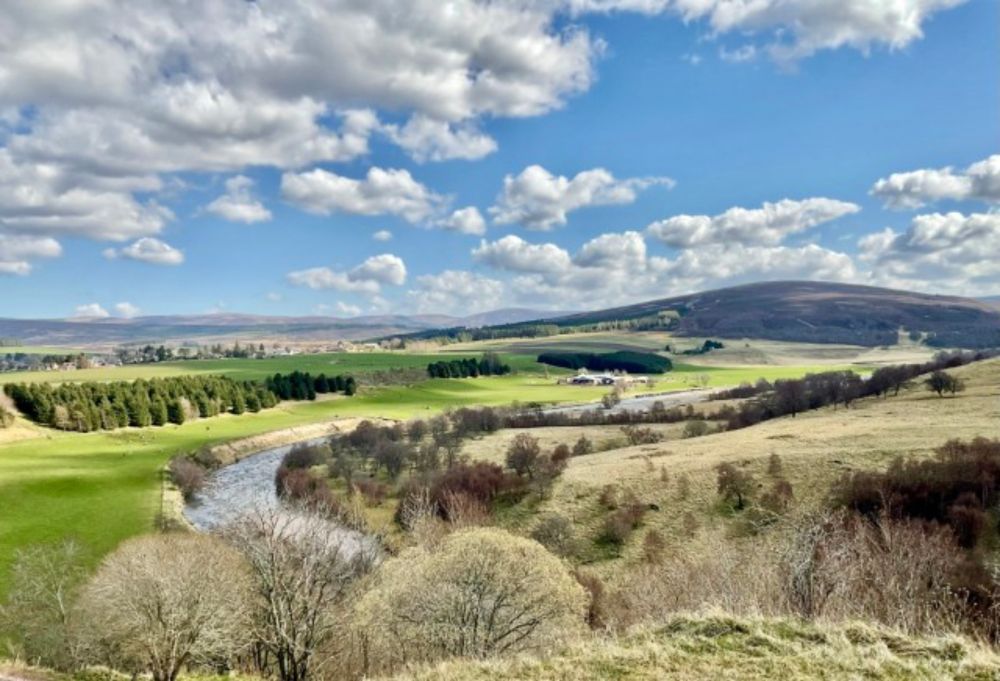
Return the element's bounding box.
[183,436,329,531]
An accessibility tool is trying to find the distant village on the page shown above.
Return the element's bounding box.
[0,338,404,374]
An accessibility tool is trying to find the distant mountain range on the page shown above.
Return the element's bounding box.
[0,308,566,348]
[5,281,1000,350]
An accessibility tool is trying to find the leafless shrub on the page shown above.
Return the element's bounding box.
[74,534,251,681]
[642,529,666,563]
[167,456,205,502]
[222,506,376,681]
[0,539,88,669]
[621,425,663,446]
[352,528,587,674]
[353,478,388,506]
[682,420,709,439]
[531,513,578,557]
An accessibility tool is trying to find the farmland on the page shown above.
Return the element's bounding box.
[0,345,881,595]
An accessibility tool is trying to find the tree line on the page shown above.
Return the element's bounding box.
[4,370,358,432]
[538,350,672,374]
[426,352,511,379]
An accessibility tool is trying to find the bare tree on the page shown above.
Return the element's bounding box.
[74,534,251,681]
[222,506,377,681]
[0,539,87,669]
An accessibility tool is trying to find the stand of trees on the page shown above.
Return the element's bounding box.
[265,371,356,399]
[427,352,511,379]
[538,350,672,374]
[5,370,358,432]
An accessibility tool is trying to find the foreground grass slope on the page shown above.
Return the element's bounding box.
[391,614,1000,680]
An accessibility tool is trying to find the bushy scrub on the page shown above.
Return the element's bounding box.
[353,528,587,673]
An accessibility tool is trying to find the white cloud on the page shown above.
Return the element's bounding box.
[568,0,967,61]
[206,175,272,224]
[0,150,173,242]
[490,164,674,230]
[287,253,407,294]
[72,303,110,319]
[104,237,185,266]
[265,292,283,302]
[477,229,857,309]
[871,154,1000,209]
[382,115,497,163]
[407,270,505,314]
[0,234,62,275]
[859,212,1000,292]
[334,301,362,317]
[646,197,860,248]
[439,207,487,236]
[473,235,572,273]
[281,167,444,224]
[349,254,408,286]
[373,230,393,242]
[114,302,141,318]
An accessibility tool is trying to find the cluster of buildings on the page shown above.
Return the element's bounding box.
[560,371,651,387]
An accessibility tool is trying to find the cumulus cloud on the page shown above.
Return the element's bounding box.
[475,229,857,309]
[72,303,110,319]
[567,0,966,61]
[373,230,393,242]
[439,207,487,236]
[407,270,506,314]
[859,212,1000,292]
[871,154,1000,209]
[382,115,497,163]
[490,164,674,230]
[473,235,572,273]
[104,237,185,266]
[287,253,407,294]
[281,167,444,224]
[0,234,62,275]
[114,302,141,318]
[206,176,272,224]
[646,197,860,248]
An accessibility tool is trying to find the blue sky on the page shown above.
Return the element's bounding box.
[0,0,997,319]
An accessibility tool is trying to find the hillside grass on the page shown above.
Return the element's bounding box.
[389,614,1000,680]
[530,358,1000,571]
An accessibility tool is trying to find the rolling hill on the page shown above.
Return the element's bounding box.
[505,281,1000,348]
[0,308,565,348]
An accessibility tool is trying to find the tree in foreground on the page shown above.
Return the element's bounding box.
[75,534,251,681]
[0,539,88,669]
[353,528,587,674]
[223,505,376,681]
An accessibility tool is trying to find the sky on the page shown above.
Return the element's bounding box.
[0,0,997,320]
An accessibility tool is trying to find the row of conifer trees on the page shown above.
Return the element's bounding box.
[4,371,356,433]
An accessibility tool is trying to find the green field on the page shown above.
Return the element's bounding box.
[0,348,874,596]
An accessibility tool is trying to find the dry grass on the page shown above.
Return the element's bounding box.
[460,423,688,465]
[387,613,1000,680]
[520,358,1000,570]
